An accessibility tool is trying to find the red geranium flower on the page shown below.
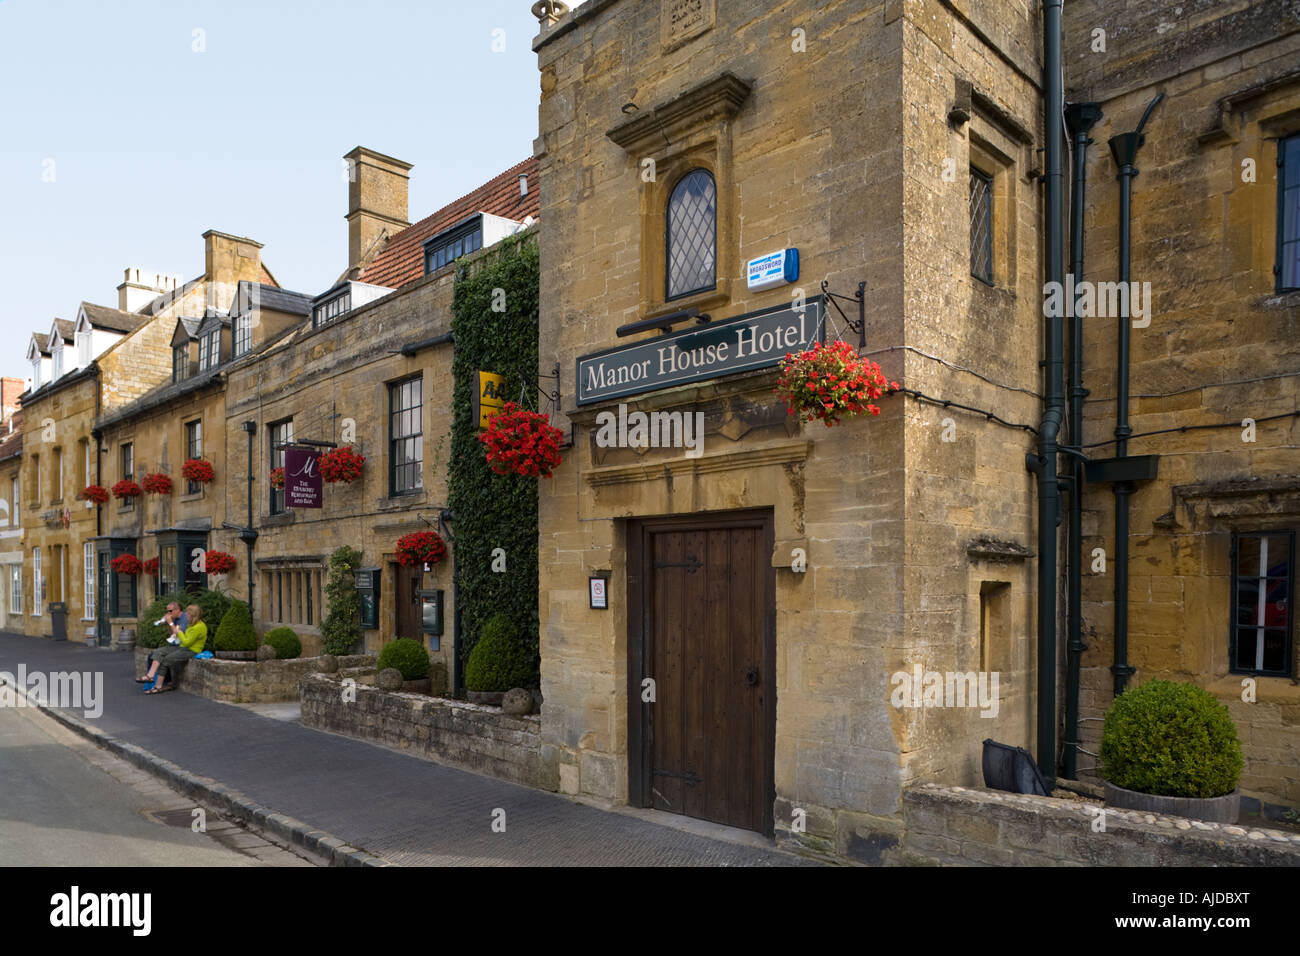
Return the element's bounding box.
[774,340,899,427]
[395,530,447,567]
[111,479,142,500]
[81,484,110,505]
[478,401,564,478]
[181,458,215,483]
[141,473,173,495]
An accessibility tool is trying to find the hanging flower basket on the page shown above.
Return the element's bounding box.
[395,530,447,567]
[143,557,159,577]
[270,467,285,489]
[320,446,365,484]
[141,472,173,495]
[774,340,900,427]
[182,458,215,484]
[81,484,110,505]
[479,401,564,478]
[204,550,237,575]
[109,554,143,576]
[111,479,142,500]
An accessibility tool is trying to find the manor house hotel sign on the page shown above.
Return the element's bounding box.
[577,297,824,405]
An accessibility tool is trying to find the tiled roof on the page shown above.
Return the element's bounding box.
[53,319,75,342]
[31,333,49,354]
[357,157,539,291]
[81,301,149,334]
[0,412,21,462]
[259,263,280,288]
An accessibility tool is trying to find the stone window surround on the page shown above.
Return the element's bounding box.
[607,72,751,322]
[966,111,1024,295]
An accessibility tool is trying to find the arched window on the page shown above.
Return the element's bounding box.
[665,169,717,300]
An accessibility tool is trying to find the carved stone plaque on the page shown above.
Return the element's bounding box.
[662,0,715,52]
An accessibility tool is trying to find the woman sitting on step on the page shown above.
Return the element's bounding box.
[145,605,206,694]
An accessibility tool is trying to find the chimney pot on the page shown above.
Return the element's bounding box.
[519,173,529,198]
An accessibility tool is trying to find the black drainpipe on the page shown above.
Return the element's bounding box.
[1106,93,1162,699]
[1027,0,1065,784]
[1063,102,1102,780]
[240,421,258,605]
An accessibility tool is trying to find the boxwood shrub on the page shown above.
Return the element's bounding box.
[376,637,429,680]
[212,600,258,652]
[263,626,302,660]
[465,614,534,693]
[1100,679,1243,798]
[136,587,232,648]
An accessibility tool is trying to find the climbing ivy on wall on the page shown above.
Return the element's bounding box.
[449,234,541,682]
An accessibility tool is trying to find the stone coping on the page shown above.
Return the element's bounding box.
[901,784,1300,866]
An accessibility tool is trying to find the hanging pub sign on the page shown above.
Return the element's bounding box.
[284,447,322,509]
[576,296,824,405]
[474,371,507,429]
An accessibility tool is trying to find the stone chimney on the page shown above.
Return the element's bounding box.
[0,378,24,421]
[117,268,182,312]
[345,147,412,272]
[202,230,265,312]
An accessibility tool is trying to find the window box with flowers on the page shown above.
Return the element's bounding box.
[110,554,143,576]
[181,458,215,485]
[112,479,143,501]
[478,402,564,478]
[81,484,110,505]
[395,530,447,567]
[141,473,173,495]
[204,550,237,575]
[774,340,900,427]
[320,446,365,484]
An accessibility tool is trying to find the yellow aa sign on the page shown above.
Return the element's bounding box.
[476,371,507,429]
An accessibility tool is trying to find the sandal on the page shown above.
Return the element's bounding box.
[145,685,172,694]
[135,676,153,683]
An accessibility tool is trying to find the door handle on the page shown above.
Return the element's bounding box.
[745,666,760,686]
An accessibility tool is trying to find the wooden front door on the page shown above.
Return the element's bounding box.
[392,562,421,640]
[629,511,776,835]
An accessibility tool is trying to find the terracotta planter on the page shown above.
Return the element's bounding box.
[400,678,431,694]
[213,650,257,661]
[467,690,504,706]
[1103,780,1240,824]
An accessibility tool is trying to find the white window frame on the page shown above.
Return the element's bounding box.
[233,315,251,357]
[78,331,92,366]
[9,564,22,615]
[31,358,41,388]
[83,541,95,620]
[83,440,91,491]
[52,343,63,378]
[32,547,42,616]
[54,446,63,502]
[11,476,18,527]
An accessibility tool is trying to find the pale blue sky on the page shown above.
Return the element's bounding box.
[0,0,547,380]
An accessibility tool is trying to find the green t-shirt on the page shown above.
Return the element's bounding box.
[180,621,207,654]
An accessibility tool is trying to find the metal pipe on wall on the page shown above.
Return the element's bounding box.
[1063,102,1102,780]
[1106,93,1163,699]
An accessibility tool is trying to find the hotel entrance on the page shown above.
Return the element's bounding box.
[627,510,776,835]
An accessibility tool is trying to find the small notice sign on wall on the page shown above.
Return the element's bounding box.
[474,371,507,429]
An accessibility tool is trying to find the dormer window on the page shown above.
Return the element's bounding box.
[32,359,41,388]
[173,344,189,382]
[51,344,63,379]
[424,218,483,274]
[312,290,351,328]
[77,331,91,365]
[233,315,251,357]
[198,329,220,371]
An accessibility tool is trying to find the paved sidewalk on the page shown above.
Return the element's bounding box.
[0,633,819,866]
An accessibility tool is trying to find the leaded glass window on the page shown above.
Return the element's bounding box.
[970,167,993,285]
[666,169,717,300]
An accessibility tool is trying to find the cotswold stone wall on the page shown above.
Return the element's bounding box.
[132,648,373,702]
[898,784,1300,867]
[299,673,542,787]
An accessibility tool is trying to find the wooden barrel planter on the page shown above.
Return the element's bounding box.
[1103,781,1240,824]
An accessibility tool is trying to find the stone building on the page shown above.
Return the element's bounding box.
[15,231,284,643]
[222,148,538,663]
[0,408,23,634]
[532,0,1048,857]
[1064,0,1300,811]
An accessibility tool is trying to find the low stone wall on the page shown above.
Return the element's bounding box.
[898,784,1300,866]
[299,673,542,788]
[133,647,374,703]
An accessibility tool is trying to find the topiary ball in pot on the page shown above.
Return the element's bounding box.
[465,614,534,693]
[212,600,258,653]
[376,637,429,680]
[263,626,302,660]
[1100,679,1243,799]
